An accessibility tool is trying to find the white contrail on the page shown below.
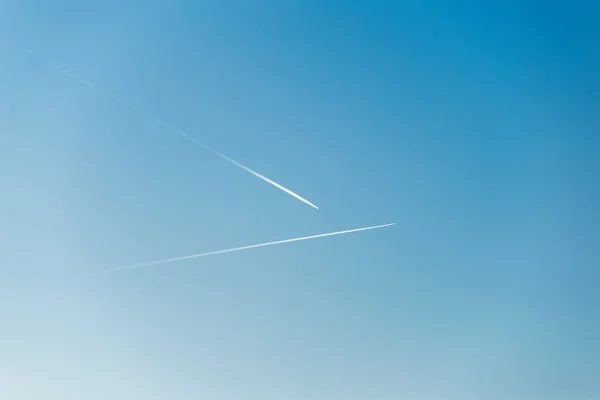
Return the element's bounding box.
[97,223,395,274]
[153,118,320,210]
[29,50,319,209]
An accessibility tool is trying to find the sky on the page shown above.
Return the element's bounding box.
[0,1,599,399]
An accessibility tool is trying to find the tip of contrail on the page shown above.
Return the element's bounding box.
[206,146,320,210]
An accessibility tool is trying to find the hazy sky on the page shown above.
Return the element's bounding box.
[1,1,599,399]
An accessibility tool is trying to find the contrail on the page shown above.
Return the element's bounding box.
[97,223,395,274]
[27,49,319,210]
[153,118,320,209]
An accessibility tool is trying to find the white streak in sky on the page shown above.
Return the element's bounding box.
[154,118,320,210]
[29,50,319,209]
[98,223,395,274]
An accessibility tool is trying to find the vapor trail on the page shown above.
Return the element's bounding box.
[153,118,320,210]
[29,50,318,209]
[98,223,395,274]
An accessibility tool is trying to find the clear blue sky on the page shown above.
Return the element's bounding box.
[1,1,599,399]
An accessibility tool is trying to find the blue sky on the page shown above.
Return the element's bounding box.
[1,1,599,399]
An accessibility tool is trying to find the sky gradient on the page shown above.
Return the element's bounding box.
[1,1,599,399]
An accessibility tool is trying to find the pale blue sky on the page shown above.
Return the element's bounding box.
[1,1,599,399]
